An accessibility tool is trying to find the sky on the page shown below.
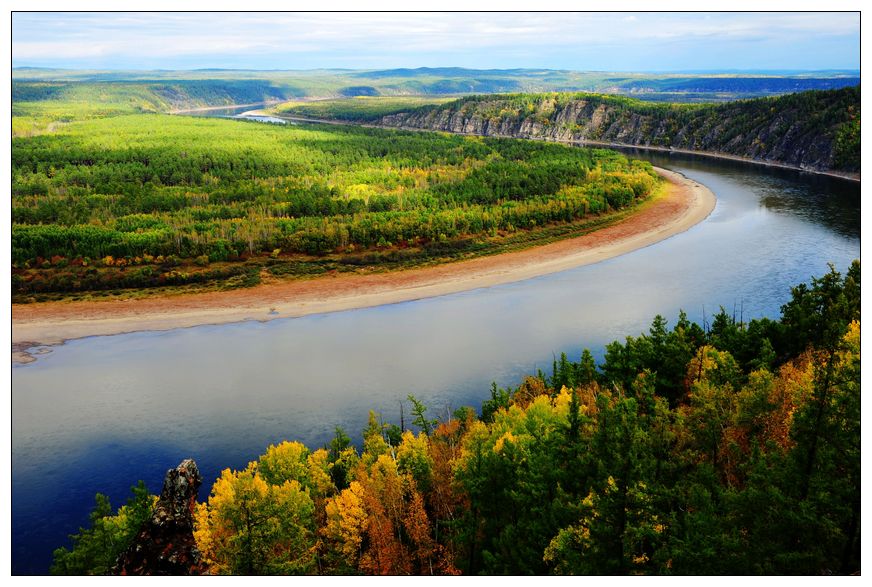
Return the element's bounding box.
[10,11,861,72]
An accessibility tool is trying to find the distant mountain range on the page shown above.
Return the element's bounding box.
[12,67,860,103]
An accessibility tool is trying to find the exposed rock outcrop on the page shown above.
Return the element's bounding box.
[377,87,860,174]
[113,459,208,575]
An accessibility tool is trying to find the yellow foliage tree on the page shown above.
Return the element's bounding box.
[194,463,316,575]
[321,480,367,572]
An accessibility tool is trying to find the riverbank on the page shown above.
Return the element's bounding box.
[12,167,715,364]
[582,141,861,183]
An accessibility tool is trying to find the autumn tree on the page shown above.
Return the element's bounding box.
[194,464,316,575]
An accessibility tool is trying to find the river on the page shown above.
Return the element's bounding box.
[10,126,860,574]
[184,103,290,124]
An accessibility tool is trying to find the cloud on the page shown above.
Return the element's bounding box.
[11,12,860,70]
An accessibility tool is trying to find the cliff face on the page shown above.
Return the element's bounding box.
[113,459,208,576]
[378,88,860,174]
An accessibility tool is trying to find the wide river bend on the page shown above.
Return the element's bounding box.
[11,138,860,574]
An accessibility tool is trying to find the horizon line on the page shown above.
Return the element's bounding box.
[11,65,862,74]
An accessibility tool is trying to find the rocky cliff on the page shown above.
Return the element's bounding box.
[377,88,860,174]
[113,459,208,575]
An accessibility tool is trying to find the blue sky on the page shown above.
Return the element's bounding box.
[11,12,860,72]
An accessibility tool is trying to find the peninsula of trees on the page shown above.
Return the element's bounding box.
[11,72,860,301]
[12,116,660,301]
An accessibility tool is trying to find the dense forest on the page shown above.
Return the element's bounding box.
[282,88,860,174]
[11,78,859,302]
[12,114,660,300]
[51,263,861,575]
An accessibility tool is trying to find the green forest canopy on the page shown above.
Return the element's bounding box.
[12,113,660,298]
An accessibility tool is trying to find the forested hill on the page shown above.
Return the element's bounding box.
[369,87,860,174]
[11,79,296,113]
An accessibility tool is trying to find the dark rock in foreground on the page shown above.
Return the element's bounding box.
[113,459,208,575]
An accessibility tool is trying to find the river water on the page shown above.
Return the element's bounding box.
[10,133,860,574]
[185,103,290,124]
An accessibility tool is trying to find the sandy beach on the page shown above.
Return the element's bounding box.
[12,167,715,363]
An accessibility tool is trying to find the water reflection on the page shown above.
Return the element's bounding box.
[617,148,860,237]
